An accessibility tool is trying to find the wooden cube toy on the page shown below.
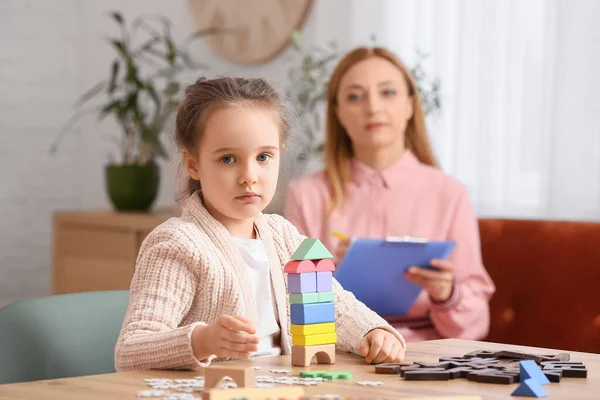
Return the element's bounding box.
[291,322,335,336]
[316,271,333,292]
[290,302,335,325]
[292,332,337,346]
[287,272,316,293]
[289,291,334,304]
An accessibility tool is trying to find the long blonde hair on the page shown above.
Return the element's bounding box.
[325,47,438,213]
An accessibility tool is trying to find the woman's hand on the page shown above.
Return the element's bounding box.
[405,259,455,303]
[334,237,351,265]
[358,329,405,364]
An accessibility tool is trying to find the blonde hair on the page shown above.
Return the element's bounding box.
[324,47,438,213]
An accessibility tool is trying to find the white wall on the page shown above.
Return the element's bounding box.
[0,0,352,306]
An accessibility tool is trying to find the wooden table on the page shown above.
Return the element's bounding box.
[0,339,598,399]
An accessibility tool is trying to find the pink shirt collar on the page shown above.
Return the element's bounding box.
[350,149,421,188]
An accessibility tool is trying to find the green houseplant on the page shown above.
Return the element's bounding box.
[52,12,217,211]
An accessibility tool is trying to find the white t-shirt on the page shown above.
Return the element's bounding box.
[232,236,282,358]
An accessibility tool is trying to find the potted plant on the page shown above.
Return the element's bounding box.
[52,12,217,212]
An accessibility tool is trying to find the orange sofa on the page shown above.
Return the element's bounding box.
[478,219,600,354]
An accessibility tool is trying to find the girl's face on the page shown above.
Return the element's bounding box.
[184,105,281,236]
[335,56,414,153]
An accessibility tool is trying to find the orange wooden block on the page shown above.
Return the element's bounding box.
[315,258,335,272]
[284,259,316,273]
[291,344,336,367]
[203,365,254,390]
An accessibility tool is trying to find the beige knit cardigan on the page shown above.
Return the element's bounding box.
[115,192,405,371]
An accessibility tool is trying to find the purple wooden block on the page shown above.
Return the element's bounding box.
[316,271,333,292]
[288,272,316,293]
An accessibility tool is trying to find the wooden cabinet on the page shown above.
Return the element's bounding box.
[52,209,178,294]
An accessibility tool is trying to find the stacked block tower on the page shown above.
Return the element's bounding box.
[285,238,337,367]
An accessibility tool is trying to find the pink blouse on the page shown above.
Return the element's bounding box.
[284,150,496,342]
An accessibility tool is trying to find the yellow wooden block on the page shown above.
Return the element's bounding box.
[290,322,335,336]
[292,332,337,346]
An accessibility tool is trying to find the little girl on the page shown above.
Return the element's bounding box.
[114,77,406,371]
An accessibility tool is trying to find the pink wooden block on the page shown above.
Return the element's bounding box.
[284,260,316,273]
[314,259,335,272]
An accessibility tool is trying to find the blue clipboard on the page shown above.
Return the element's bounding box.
[334,236,456,317]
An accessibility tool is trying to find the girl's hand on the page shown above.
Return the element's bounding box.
[358,329,405,364]
[405,259,455,303]
[192,315,259,360]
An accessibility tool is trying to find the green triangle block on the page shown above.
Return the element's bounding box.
[291,238,333,260]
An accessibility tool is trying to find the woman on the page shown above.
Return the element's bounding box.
[284,47,495,342]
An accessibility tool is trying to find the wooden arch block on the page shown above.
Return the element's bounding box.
[291,344,336,367]
[284,259,316,273]
[314,258,336,272]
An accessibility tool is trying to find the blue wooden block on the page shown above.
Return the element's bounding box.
[288,272,316,294]
[520,360,550,385]
[316,271,333,292]
[290,302,335,325]
[511,378,548,397]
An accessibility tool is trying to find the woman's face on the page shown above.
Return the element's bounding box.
[335,56,414,153]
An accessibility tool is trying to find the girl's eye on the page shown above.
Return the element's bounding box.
[220,155,235,164]
[257,153,271,162]
[382,88,397,97]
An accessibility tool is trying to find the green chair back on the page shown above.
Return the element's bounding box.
[0,290,129,384]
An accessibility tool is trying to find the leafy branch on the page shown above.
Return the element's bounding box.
[51,11,219,166]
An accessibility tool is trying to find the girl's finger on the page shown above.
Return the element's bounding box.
[389,342,403,362]
[221,328,259,344]
[223,330,260,346]
[222,340,259,353]
[366,333,384,363]
[220,315,256,334]
[220,348,252,359]
[371,335,392,364]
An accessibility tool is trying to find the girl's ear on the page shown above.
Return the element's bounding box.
[183,149,200,180]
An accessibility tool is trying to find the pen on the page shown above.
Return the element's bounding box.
[331,231,350,240]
